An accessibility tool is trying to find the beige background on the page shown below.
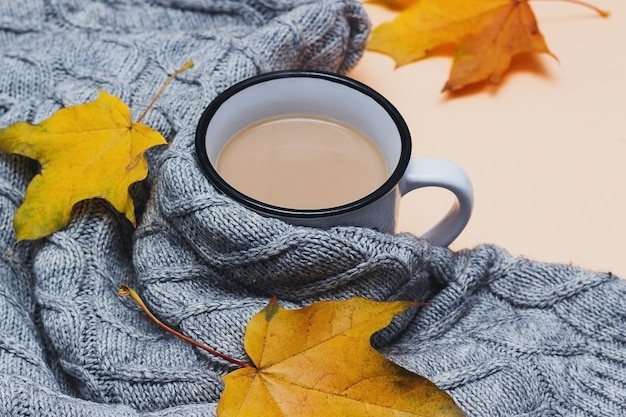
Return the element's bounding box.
[348,0,625,277]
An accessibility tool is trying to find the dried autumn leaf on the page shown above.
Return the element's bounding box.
[0,91,166,241]
[367,0,608,91]
[219,297,464,417]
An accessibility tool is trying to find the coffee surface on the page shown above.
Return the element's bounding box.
[216,115,388,209]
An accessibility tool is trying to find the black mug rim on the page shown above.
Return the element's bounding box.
[194,70,412,219]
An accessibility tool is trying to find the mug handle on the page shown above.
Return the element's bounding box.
[398,157,474,247]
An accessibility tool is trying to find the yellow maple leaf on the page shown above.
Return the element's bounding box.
[219,297,464,417]
[0,91,166,241]
[118,286,464,416]
[367,0,608,91]
[0,60,194,241]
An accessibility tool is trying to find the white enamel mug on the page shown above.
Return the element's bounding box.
[195,71,473,246]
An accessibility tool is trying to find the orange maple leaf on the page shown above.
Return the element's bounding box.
[367,0,609,91]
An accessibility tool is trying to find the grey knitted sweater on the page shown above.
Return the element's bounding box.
[0,1,624,416]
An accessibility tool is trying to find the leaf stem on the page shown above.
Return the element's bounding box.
[134,59,195,124]
[529,0,610,17]
[118,285,251,369]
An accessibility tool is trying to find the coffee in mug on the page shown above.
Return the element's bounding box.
[195,70,473,246]
[216,114,388,210]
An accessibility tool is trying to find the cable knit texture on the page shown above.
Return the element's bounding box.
[1,1,625,416]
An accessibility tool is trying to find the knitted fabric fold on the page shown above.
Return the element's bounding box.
[1,1,625,416]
